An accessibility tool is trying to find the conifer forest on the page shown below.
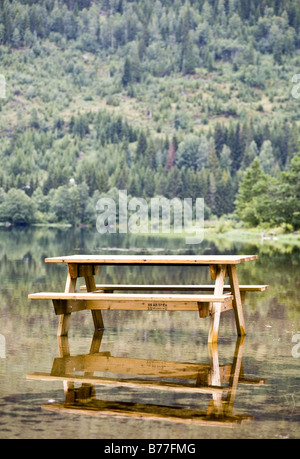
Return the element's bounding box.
[0,0,299,230]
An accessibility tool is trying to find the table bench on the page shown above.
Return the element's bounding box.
[28,254,268,343]
[79,283,269,306]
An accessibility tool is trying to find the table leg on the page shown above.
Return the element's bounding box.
[85,274,105,331]
[208,342,222,415]
[228,265,246,337]
[57,272,76,337]
[208,264,226,343]
[225,335,245,410]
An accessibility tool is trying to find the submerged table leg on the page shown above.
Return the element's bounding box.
[208,342,222,415]
[57,335,74,397]
[228,265,246,337]
[57,272,76,337]
[225,335,245,410]
[208,265,226,343]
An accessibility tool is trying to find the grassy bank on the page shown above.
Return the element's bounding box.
[203,219,300,247]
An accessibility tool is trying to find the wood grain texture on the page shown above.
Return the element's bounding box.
[45,255,258,265]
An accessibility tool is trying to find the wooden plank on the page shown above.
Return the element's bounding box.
[228,265,246,337]
[26,372,228,395]
[28,292,233,316]
[85,275,104,331]
[68,263,99,279]
[49,353,258,385]
[41,401,252,426]
[86,300,203,312]
[44,255,258,265]
[53,299,87,315]
[51,354,210,380]
[28,292,233,303]
[80,284,269,292]
[48,298,233,313]
[57,272,76,337]
[208,265,227,343]
[209,265,217,280]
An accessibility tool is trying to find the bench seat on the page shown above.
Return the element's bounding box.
[28,292,233,314]
[80,284,269,292]
[79,285,269,307]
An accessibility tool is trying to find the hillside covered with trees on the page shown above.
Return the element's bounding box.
[0,0,299,230]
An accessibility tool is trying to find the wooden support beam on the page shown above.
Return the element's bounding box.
[68,264,99,279]
[84,274,104,331]
[228,265,246,337]
[208,265,227,343]
[57,273,76,337]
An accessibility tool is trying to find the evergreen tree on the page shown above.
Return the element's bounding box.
[277,155,300,229]
[165,166,183,199]
[122,56,132,87]
[242,140,258,170]
[167,139,176,170]
[146,138,156,169]
[259,140,275,175]
[235,158,279,226]
[183,33,196,74]
[136,131,148,158]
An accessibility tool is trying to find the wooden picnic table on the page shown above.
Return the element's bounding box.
[29,254,268,343]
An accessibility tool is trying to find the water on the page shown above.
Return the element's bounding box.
[0,226,299,439]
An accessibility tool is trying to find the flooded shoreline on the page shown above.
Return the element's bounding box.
[0,227,299,439]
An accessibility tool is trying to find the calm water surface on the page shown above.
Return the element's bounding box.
[0,227,299,439]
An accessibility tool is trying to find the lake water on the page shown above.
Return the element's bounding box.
[0,226,299,439]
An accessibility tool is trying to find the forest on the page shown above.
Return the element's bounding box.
[0,0,299,230]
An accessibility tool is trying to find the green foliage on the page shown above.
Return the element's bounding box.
[176,134,209,170]
[235,156,300,229]
[0,188,37,224]
[0,0,299,228]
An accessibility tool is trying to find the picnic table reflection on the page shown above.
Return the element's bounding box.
[27,333,266,427]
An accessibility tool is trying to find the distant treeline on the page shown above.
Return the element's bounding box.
[0,108,299,228]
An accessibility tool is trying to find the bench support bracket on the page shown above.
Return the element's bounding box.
[57,266,105,337]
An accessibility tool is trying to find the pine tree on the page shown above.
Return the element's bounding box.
[273,39,283,65]
[208,171,217,215]
[136,131,148,158]
[128,172,139,196]
[122,57,132,87]
[165,167,179,198]
[167,139,176,169]
[97,169,109,194]
[242,140,258,170]
[12,28,21,47]
[146,138,156,169]
[214,122,227,156]
[279,155,300,229]
[183,33,196,74]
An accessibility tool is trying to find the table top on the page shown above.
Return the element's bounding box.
[45,254,258,265]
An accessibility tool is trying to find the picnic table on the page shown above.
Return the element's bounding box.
[28,254,269,343]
